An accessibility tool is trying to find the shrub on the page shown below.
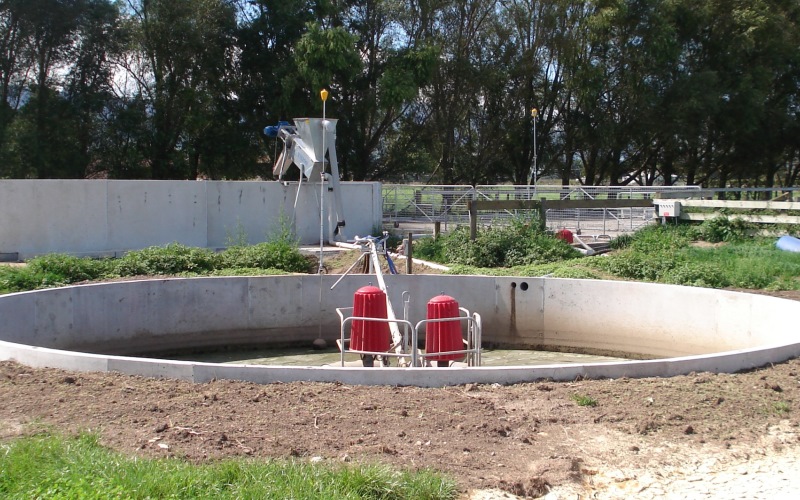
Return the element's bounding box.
[115,243,221,276]
[27,254,112,283]
[220,242,311,273]
[694,216,754,243]
[413,236,446,263]
[431,222,578,268]
[626,224,692,253]
[0,266,65,293]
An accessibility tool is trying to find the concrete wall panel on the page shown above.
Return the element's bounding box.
[542,280,722,357]
[206,182,285,247]
[735,294,800,345]
[0,180,107,255]
[248,276,309,329]
[0,180,381,257]
[107,181,207,250]
[0,292,35,344]
[489,277,545,345]
[34,288,74,348]
[339,182,383,239]
[71,281,150,350]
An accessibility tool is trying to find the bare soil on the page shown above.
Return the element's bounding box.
[2,358,799,498]
[1,252,799,498]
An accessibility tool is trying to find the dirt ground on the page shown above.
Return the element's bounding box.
[2,358,799,499]
[1,252,799,498]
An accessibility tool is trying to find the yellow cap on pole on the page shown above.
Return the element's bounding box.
[531,108,538,118]
[321,89,329,102]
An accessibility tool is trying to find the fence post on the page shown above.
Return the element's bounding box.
[405,232,413,274]
[539,198,547,231]
[469,200,477,241]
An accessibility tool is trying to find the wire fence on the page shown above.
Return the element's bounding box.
[382,185,705,236]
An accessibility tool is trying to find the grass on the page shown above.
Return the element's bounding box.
[586,223,800,290]
[0,433,457,500]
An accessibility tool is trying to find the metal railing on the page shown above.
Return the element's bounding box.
[382,184,702,236]
[336,307,482,367]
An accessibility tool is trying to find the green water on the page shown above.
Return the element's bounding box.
[170,347,628,367]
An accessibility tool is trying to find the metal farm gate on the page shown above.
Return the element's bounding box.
[382,185,700,237]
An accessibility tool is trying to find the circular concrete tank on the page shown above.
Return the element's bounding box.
[1,275,799,387]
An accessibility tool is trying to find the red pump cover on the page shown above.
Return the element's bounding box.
[350,286,390,353]
[425,295,464,362]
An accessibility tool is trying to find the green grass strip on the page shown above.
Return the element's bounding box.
[0,433,457,500]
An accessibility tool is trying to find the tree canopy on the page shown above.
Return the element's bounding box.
[0,0,797,186]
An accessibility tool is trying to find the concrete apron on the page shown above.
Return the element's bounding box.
[1,275,799,387]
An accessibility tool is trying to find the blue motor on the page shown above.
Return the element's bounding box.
[263,121,291,138]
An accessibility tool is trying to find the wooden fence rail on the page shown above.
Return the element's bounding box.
[669,199,800,225]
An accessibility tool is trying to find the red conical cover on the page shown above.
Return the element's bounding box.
[425,295,463,362]
[555,229,574,244]
[350,286,390,353]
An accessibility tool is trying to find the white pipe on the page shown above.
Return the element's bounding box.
[334,241,361,250]
[388,252,451,272]
[571,233,595,256]
[364,239,405,365]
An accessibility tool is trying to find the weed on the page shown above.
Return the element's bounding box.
[224,219,249,247]
[571,394,598,407]
[773,401,791,415]
[609,233,634,250]
[414,236,447,263]
[268,209,299,247]
[0,237,311,295]
[27,254,112,282]
[0,265,65,293]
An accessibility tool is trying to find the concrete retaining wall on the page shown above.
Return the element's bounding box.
[0,180,382,258]
[1,275,799,386]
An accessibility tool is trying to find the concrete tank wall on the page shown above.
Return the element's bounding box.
[0,180,381,258]
[1,275,799,387]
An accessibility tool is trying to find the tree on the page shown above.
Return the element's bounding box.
[410,0,501,185]
[119,0,239,179]
[65,0,124,177]
[324,0,436,181]
[236,0,317,143]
